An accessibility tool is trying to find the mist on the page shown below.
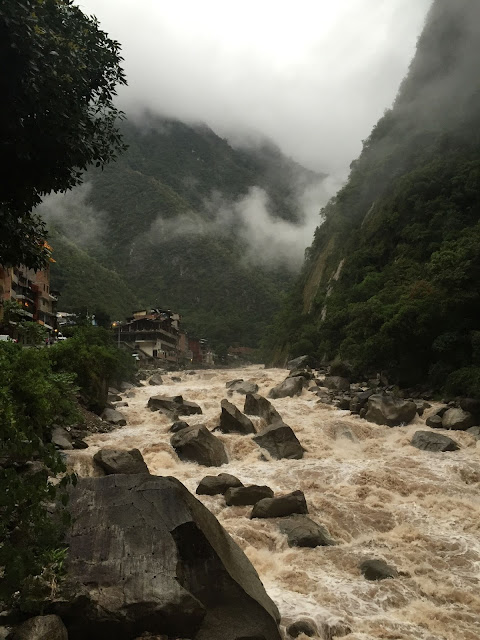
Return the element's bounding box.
[76,0,432,176]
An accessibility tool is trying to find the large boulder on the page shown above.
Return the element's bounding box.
[466,426,480,440]
[100,408,127,426]
[459,397,480,417]
[268,377,305,399]
[51,426,73,451]
[278,515,334,548]
[56,475,281,640]
[218,399,255,435]
[171,425,228,466]
[365,395,417,427]
[11,615,67,640]
[359,559,398,581]
[441,407,476,430]
[148,395,202,417]
[253,422,304,460]
[287,368,313,380]
[243,393,281,424]
[251,490,308,519]
[196,473,243,496]
[226,380,259,395]
[93,448,149,474]
[225,485,274,506]
[286,355,312,370]
[349,390,374,414]
[148,373,164,386]
[411,431,459,452]
[323,376,350,392]
[425,414,443,429]
[169,420,190,433]
[286,619,318,638]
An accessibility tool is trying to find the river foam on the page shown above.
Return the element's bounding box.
[67,366,480,640]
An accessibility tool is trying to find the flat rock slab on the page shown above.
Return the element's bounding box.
[278,515,334,548]
[226,380,259,395]
[219,399,255,434]
[57,475,281,640]
[93,448,149,474]
[411,431,459,452]
[268,377,304,399]
[251,490,308,519]
[171,425,228,466]
[253,422,304,460]
[442,407,476,430]
[225,485,274,506]
[148,395,202,416]
[11,615,68,640]
[360,559,398,581]
[100,408,127,426]
[196,473,243,496]
[243,393,282,425]
[365,395,417,427]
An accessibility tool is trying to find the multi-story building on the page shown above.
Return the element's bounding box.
[115,309,180,363]
[0,252,58,336]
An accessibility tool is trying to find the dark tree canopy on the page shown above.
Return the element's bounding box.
[0,0,126,268]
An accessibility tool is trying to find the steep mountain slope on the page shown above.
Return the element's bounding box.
[270,0,480,393]
[46,116,324,346]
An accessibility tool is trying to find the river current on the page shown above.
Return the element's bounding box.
[67,366,480,640]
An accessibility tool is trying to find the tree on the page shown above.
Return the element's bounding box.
[0,0,127,269]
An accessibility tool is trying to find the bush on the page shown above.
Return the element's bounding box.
[446,367,480,399]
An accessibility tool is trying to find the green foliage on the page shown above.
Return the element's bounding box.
[49,327,135,411]
[269,2,480,392]
[0,0,126,269]
[0,343,77,607]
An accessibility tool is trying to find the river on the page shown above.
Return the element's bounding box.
[67,365,480,640]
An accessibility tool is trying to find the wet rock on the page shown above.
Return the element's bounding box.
[171,376,182,382]
[196,473,243,496]
[107,393,122,403]
[318,620,352,640]
[120,381,135,391]
[170,420,190,433]
[225,485,274,506]
[93,448,149,474]
[349,390,374,414]
[226,380,260,395]
[442,408,476,430]
[287,355,312,370]
[466,426,480,439]
[114,401,129,408]
[433,404,449,418]
[124,390,136,398]
[148,373,164,386]
[171,425,228,466]
[268,377,304,399]
[365,395,417,427]
[10,615,67,640]
[360,559,398,581]
[148,395,202,417]
[459,397,480,417]
[51,427,73,450]
[253,422,304,460]
[251,490,308,519]
[243,393,282,425]
[279,515,334,548]
[72,439,89,450]
[415,400,431,416]
[218,399,255,434]
[323,376,350,392]
[287,368,313,380]
[286,618,318,638]
[425,414,443,429]
[59,475,281,640]
[100,408,127,426]
[226,378,244,388]
[411,431,459,452]
[335,397,350,410]
[108,386,120,395]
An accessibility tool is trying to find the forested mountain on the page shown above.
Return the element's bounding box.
[269,0,480,395]
[45,116,323,346]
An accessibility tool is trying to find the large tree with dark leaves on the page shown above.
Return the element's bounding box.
[0,0,126,268]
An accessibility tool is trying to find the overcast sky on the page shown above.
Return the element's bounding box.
[77,0,432,177]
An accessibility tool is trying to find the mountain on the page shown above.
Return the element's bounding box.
[269,0,480,395]
[45,116,324,347]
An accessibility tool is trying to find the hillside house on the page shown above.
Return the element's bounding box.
[116,309,180,363]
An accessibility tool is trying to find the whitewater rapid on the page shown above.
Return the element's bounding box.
[67,366,480,640]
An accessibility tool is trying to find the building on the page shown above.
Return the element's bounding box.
[0,253,58,337]
[115,309,180,363]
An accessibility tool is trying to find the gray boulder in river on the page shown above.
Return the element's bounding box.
[268,376,305,399]
[171,425,228,466]
[55,474,281,640]
[365,394,417,427]
[253,422,304,460]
